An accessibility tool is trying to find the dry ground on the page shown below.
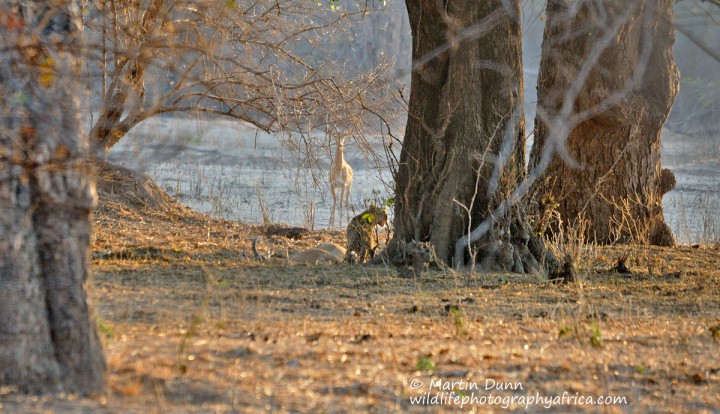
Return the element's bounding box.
[1,173,719,413]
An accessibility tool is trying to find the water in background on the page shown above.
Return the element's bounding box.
[107,116,720,244]
[107,116,394,230]
[661,130,720,244]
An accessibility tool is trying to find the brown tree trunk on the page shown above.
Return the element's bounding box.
[89,0,152,156]
[0,2,106,394]
[390,0,555,272]
[529,0,679,246]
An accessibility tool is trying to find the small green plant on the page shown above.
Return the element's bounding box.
[363,189,394,211]
[416,356,435,371]
[96,318,116,341]
[177,312,204,374]
[450,308,468,337]
[177,267,226,373]
[636,364,646,375]
[558,326,573,337]
[589,322,603,348]
[179,314,204,353]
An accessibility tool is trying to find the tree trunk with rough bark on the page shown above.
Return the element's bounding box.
[390,0,555,272]
[528,0,679,246]
[0,1,106,394]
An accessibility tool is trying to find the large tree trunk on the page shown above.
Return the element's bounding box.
[0,2,106,394]
[390,0,554,272]
[528,0,679,246]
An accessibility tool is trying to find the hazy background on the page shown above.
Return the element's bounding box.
[104,0,719,243]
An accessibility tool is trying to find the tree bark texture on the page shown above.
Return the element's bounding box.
[88,0,155,155]
[529,0,679,246]
[391,0,553,272]
[0,1,106,394]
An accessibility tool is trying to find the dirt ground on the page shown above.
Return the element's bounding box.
[1,174,719,413]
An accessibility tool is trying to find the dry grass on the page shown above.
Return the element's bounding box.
[1,187,719,413]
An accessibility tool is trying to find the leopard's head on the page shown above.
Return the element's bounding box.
[363,205,388,227]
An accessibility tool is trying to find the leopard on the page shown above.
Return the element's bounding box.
[346,205,388,264]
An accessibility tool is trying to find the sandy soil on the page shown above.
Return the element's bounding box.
[1,176,718,413]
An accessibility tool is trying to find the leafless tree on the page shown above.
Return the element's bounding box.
[670,0,720,134]
[82,0,400,159]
